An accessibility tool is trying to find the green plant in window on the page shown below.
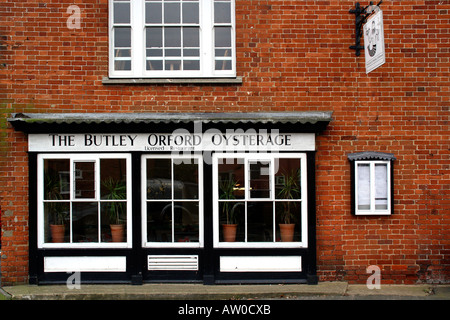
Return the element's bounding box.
[44,171,66,225]
[102,177,126,225]
[219,177,238,225]
[277,169,300,224]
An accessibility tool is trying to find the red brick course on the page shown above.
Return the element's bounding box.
[0,0,448,285]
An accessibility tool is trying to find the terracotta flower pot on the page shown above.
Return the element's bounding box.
[222,224,238,242]
[50,224,65,243]
[110,224,125,242]
[279,224,295,242]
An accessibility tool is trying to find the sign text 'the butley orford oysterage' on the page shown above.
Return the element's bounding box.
[28,132,316,152]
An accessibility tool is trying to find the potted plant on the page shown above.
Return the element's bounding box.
[44,171,67,243]
[219,178,239,242]
[102,177,126,242]
[277,169,300,242]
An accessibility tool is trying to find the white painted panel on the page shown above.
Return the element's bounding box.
[220,256,302,272]
[44,256,126,272]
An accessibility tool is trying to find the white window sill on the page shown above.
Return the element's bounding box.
[102,77,243,85]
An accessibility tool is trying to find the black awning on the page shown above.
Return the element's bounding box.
[8,112,333,133]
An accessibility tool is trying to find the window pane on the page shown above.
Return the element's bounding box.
[174,202,199,242]
[218,158,245,200]
[101,202,127,242]
[173,159,199,199]
[115,48,131,57]
[114,60,131,71]
[44,202,70,243]
[165,27,181,47]
[276,201,301,242]
[214,2,231,24]
[375,163,388,210]
[147,60,163,70]
[74,162,95,199]
[184,48,199,56]
[165,49,181,57]
[247,202,273,242]
[215,48,231,57]
[183,27,199,47]
[357,164,371,210]
[219,201,245,242]
[44,159,70,200]
[146,2,162,24]
[114,27,131,47]
[146,27,163,48]
[183,2,199,24]
[147,158,171,199]
[215,59,231,71]
[147,48,163,57]
[72,202,99,243]
[100,159,127,200]
[164,3,180,23]
[165,60,181,70]
[249,161,271,198]
[215,27,231,47]
[114,2,130,24]
[147,201,172,242]
[183,60,200,70]
[275,158,301,200]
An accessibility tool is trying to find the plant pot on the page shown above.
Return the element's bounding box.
[50,224,65,243]
[279,223,295,242]
[110,224,125,242]
[222,224,238,242]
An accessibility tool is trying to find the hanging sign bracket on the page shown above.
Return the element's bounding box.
[349,1,382,56]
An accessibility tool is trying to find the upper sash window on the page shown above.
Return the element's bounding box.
[109,0,236,78]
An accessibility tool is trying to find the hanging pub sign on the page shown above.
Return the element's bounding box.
[364,9,385,73]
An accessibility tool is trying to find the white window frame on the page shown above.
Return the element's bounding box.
[212,153,308,249]
[108,0,236,78]
[141,154,204,248]
[354,160,391,215]
[37,153,132,249]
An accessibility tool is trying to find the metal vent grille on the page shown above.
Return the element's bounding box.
[148,255,199,271]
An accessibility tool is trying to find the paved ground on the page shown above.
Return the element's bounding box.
[1,282,449,300]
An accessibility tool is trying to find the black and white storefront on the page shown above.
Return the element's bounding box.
[9,112,332,285]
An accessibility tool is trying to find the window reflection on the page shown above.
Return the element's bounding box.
[145,157,201,245]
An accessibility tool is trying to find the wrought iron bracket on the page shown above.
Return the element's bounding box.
[349,1,382,56]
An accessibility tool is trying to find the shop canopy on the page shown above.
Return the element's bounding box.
[8,111,333,133]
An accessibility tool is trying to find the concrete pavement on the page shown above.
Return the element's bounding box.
[1,282,449,300]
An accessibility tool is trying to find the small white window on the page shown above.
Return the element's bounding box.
[37,154,132,248]
[109,0,236,78]
[348,152,395,215]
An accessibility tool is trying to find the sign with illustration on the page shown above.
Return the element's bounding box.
[364,10,385,73]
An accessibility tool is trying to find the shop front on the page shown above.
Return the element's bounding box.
[9,112,332,285]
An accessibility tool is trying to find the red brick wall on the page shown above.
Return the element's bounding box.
[1,0,449,285]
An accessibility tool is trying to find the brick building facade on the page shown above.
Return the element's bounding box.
[0,0,448,285]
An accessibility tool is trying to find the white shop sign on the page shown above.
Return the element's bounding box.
[29,132,315,152]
